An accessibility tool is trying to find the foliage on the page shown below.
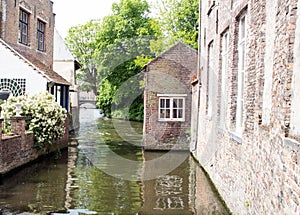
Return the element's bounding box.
[154,0,199,50]
[1,92,67,148]
[65,20,102,95]
[96,0,158,120]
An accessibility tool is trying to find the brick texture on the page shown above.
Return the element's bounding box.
[143,42,197,150]
[194,0,300,214]
[0,0,55,68]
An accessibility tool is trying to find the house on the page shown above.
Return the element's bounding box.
[53,28,81,131]
[143,41,197,150]
[192,0,300,214]
[0,0,70,110]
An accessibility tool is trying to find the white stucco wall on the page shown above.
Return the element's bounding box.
[0,43,47,95]
[290,0,300,136]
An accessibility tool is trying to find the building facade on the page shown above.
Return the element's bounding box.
[0,0,70,110]
[192,0,300,214]
[143,42,197,150]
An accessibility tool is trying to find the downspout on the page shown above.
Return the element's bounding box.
[191,0,202,153]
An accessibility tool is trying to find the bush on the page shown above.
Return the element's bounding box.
[1,92,67,148]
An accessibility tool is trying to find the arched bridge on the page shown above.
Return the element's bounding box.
[79,99,98,109]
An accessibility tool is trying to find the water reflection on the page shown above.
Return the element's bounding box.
[0,109,229,214]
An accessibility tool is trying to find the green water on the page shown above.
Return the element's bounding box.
[0,109,229,214]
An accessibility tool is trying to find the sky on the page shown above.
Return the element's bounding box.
[52,0,157,38]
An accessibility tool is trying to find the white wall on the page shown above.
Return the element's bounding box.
[0,43,47,95]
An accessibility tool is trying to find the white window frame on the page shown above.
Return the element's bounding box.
[158,94,186,122]
[220,30,229,129]
[236,14,247,134]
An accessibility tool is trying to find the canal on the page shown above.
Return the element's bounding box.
[0,109,229,214]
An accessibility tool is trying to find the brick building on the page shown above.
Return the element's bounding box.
[0,0,70,110]
[143,42,197,150]
[192,0,300,214]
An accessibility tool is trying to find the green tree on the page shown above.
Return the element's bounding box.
[154,0,199,50]
[65,20,102,95]
[96,0,160,119]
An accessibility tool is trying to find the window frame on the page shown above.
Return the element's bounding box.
[236,13,247,134]
[37,19,45,51]
[158,94,186,122]
[220,30,229,129]
[19,9,29,45]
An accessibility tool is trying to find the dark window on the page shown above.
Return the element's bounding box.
[19,9,29,45]
[37,20,45,51]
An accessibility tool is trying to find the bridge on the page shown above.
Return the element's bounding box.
[79,99,98,108]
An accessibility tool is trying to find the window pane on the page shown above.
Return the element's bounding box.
[178,99,183,108]
[173,99,178,108]
[166,99,170,108]
[178,109,183,118]
[173,109,178,118]
[166,109,170,118]
[160,99,165,108]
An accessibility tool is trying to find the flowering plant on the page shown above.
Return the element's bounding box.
[1,92,67,148]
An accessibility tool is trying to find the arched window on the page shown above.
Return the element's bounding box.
[0,78,26,96]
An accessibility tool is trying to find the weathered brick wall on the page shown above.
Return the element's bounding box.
[1,0,55,68]
[144,42,197,150]
[0,116,69,175]
[194,0,300,214]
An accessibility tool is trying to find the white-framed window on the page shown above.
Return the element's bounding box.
[220,30,229,129]
[236,14,247,134]
[158,94,186,122]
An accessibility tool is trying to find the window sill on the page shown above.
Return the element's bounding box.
[229,131,242,144]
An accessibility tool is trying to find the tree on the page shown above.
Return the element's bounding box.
[154,0,199,50]
[96,0,160,119]
[65,20,102,95]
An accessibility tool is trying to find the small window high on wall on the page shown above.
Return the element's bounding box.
[37,20,45,51]
[19,9,29,45]
[158,94,186,122]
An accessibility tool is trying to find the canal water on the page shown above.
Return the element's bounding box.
[0,109,229,215]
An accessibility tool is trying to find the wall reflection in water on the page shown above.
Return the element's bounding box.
[141,151,228,215]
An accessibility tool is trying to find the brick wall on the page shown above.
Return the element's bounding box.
[0,116,69,175]
[1,0,55,68]
[144,42,197,150]
[194,0,300,214]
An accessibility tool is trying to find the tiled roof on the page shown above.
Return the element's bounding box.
[0,39,70,86]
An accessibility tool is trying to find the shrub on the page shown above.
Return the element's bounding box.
[1,92,67,148]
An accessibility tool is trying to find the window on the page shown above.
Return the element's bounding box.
[206,42,214,117]
[236,14,247,134]
[19,9,29,45]
[0,78,26,96]
[220,30,229,129]
[158,95,185,121]
[37,20,45,51]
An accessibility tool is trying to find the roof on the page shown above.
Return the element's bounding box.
[53,28,74,61]
[0,39,70,85]
[142,41,198,73]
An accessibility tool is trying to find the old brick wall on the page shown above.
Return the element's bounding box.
[194,0,300,214]
[144,42,197,150]
[0,116,69,175]
[1,0,55,68]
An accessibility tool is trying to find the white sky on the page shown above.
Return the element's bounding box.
[52,0,157,38]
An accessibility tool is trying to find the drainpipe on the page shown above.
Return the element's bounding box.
[191,0,202,153]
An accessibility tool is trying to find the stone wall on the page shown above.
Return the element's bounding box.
[0,116,69,175]
[0,0,55,68]
[143,42,197,150]
[194,0,300,214]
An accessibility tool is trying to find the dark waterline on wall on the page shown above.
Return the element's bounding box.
[0,108,228,214]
